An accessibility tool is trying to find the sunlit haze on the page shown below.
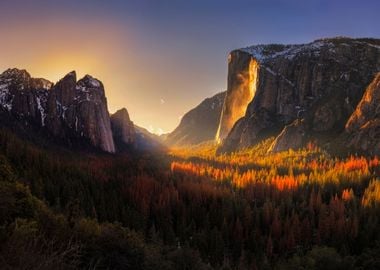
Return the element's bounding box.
[0,0,379,134]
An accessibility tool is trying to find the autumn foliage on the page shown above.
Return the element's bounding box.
[169,140,380,267]
[1,129,380,269]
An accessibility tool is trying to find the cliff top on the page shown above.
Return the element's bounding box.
[239,37,380,63]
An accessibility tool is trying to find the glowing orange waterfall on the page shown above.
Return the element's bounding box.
[216,51,259,143]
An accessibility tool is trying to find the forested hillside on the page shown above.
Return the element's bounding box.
[1,127,380,269]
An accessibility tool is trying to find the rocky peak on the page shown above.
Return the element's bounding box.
[0,68,116,153]
[45,71,115,153]
[110,108,135,146]
[0,68,32,93]
[78,75,103,88]
[58,71,77,84]
[51,71,77,107]
[0,68,52,126]
[1,68,53,90]
[0,68,53,92]
[1,68,31,81]
[112,108,131,122]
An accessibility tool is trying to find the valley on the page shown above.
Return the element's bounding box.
[0,36,380,269]
[1,125,380,269]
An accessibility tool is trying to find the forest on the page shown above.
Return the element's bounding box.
[1,127,380,269]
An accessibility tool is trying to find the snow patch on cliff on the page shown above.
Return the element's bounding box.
[366,43,380,49]
[241,40,335,62]
[36,96,46,126]
[0,84,13,111]
[89,78,101,87]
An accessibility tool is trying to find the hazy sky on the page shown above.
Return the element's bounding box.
[0,0,379,134]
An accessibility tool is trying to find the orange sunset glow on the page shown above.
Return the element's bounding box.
[1,1,380,269]
[0,11,223,135]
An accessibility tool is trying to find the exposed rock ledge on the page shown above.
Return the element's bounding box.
[345,73,380,155]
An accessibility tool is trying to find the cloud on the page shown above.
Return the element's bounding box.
[160,98,165,104]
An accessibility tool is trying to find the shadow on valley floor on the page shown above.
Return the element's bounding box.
[1,126,380,269]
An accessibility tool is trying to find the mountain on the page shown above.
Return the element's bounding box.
[217,37,380,153]
[110,108,135,150]
[0,68,52,125]
[134,125,166,151]
[0,68,116,152]
[46,71,115,152]
[110,108,166,152]
[165,91,226,146]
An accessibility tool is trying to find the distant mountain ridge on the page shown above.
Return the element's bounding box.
[164,91,225,146]
[0,68,160,153]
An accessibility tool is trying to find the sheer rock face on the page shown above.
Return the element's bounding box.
[165,91,226,146]
[345,73,380,155]
[0,68,115,153]
[110,108,135,146]
[219,38,380,152]
[0,68,52,126]
[46,72,115,153]
[216,51,258,142]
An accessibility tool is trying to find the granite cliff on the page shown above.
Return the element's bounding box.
[217,37,380,153]
[46,71,115,152]
[0,69,116,152]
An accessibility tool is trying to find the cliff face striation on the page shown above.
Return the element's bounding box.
[217,37,380,153]
[0,68,52,126]
[165,91,226,146]
[216,52,258,142]
[46,72,115,152]
[345,73,380,155]
[0,68,115,153]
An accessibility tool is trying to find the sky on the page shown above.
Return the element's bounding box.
[0,0,379,134]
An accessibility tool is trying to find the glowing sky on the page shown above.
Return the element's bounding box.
[0,0,379,134]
